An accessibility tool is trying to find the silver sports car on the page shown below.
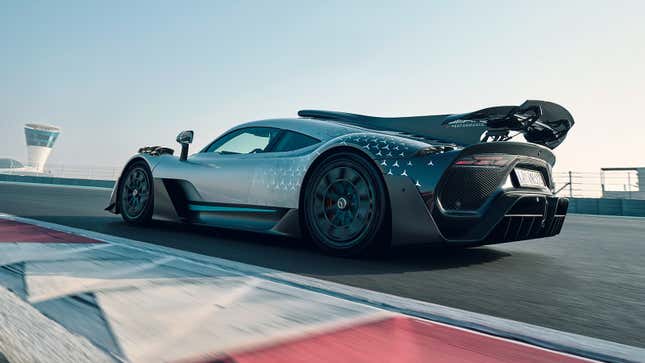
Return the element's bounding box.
[106,100,574,256]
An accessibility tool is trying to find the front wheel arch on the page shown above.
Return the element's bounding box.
[115,157,154,214]
[117,158,154,224]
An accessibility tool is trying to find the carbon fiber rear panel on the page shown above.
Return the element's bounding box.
[438,166,508,210]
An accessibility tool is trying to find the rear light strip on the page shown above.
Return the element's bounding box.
[455,154,514,167]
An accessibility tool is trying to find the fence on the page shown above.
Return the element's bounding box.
[0,163,119,180]
[553,170,641,199]
[1,164,641,199]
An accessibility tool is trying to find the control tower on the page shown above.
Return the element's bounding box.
[24,123,60,172]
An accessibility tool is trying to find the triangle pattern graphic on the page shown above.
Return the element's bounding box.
[96,277,379,363]
[0,262,27,299]
[34,292,126,360]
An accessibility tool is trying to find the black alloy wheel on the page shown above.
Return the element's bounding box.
[119,161,154,225]
[303,152,388,256]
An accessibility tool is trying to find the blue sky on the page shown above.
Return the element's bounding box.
[1,1,643,172]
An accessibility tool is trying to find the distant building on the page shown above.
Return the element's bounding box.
[0,158,24,169]
[24,123,60,172]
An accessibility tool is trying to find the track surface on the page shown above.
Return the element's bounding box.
[1,182,643,348]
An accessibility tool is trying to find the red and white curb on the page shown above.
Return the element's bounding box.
[0,214,641,363]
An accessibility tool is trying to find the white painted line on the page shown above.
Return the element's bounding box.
[26,256,176,303]
[0,243,112,267]
[418,316,599,362]
[1,213,643,363]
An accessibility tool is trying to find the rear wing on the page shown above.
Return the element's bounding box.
[298,100,574,149]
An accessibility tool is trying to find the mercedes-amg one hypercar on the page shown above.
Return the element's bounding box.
[106,100,574,256]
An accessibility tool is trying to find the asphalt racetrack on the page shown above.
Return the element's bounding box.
[1,182,643,348]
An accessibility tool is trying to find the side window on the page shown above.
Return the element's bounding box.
[272,131,320,152]
[206,127,280,154]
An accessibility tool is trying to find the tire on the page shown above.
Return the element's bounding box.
[119,161,154,225]
[303,152,389,257]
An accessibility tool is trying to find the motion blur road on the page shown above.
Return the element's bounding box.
[0,182,643,348]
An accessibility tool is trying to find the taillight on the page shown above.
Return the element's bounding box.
[454,154,513,167]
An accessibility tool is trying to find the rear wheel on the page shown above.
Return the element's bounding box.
[303,152,388,256]
[119,161,154,225]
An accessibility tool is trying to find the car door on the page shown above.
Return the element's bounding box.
[154,127,320,230]
[185,126,282,205]
[245,130,322,209]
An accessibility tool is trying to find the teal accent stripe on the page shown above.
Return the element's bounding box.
[188,204,276,213]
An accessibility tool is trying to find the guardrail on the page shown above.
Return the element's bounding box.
[568,198,645,217]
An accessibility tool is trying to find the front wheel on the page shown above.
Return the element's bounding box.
[119,161,154,225]
[303,152,389,257]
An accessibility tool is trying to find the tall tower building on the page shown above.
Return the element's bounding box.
[24,123,60,172]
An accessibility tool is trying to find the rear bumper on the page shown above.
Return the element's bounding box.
[424,142,568,246]
[386,173,568,247]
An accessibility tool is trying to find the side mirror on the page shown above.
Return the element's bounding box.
[176,130,194,161]
[176,130,194,144]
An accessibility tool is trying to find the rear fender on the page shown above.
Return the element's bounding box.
[302,134,447,245]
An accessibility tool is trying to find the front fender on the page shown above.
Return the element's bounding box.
[105,153,171,213]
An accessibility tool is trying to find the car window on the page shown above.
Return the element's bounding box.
[272,130,320,152]
[206,127,280,154]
